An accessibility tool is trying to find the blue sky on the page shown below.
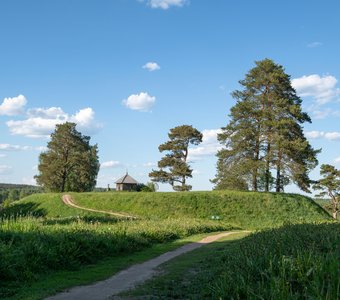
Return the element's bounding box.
[0,0,339,193]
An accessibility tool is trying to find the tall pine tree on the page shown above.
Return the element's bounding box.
[149,125,202,191]
[212,59,319,192]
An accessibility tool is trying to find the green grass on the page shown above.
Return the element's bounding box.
[69,190,331,229]
[0,191,335,299]
[0,215,234,299]
[0,193,102,219]
[124,231,250,299]
[126,223,340,300]
[1,232,221,300]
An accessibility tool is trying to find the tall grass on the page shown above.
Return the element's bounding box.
[0,216,233,298]
[198,223,340,300]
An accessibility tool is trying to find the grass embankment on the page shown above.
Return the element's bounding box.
[127,223,340,300]
[70,190,330,229]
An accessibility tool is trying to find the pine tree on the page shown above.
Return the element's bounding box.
[149,125,202,191]
[213,59,319,192]
[35,122,100,192]
[314,164,340,219]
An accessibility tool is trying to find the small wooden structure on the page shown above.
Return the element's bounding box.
[115,173,138,191]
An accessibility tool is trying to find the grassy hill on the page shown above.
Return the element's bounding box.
[3,190,331,229]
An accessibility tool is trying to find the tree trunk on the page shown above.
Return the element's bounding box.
[265,142,271,192]
[253,135,260,191]
[276,149,282,192]
[61,170,67,192]
[332,211,338,220]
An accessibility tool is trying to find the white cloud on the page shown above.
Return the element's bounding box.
[0,95,27,116]
[100,161,122,169]
[143,162,156,167]
[192,169,202,175]
[143,0,188,9]
[305,131,340,141]
[0,165,12,175]
[334,157,340,164]
[143,62,160,71]
[291,74,340,105]
[0,154,6,158]
[188,129,223,161]
[21,177,36,185]
[122,92,156,112]
[6,107,101,138]
[0,144,46,152]
[325,132,340,140]
[307,42,323,48]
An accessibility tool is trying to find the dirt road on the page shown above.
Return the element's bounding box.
[45,231,247,300]
[62,194,136,219]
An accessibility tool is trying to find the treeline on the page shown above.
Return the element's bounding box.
[0,184,42,205]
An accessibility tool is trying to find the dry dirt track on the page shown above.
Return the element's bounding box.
[45,231,248,300]
[62,194,136,219]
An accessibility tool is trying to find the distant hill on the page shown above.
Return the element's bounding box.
[4,190,332,229]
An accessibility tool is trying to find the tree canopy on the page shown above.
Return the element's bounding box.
[35,122,100,192]
[212,58,320,193]
[149,125,202,191]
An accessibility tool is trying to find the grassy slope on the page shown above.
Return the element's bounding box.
[3,190,331,229]
[69,190,331,229]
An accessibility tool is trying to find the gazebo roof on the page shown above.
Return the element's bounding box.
[115,173,138,184]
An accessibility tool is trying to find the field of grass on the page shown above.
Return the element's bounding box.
[127,223,340,300]
[69,190,331,229]
[0,191,336,299]
[0,214,233,299]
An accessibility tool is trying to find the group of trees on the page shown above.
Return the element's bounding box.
[211,59,319,193]
[33,59,338,218]
[0,184,42,206]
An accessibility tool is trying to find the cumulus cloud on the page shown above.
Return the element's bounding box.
[6,107,101,138]
[188,129,223,161]
[0,143,45,151]
[143,62,160,71]
[0,165,12,175]
[0,95,27,116]
[143,0,188,9]
[307,42,323,48]
[122,92,156,112]
[305,131,340,140]
[291,74,340,105]
[100,161,122,169]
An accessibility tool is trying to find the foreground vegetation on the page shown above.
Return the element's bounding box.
[0,191,336,299]
[0,214,233,299]
[128,223,340,300]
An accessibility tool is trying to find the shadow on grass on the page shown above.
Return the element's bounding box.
[0,202,47,219]
[43,215,122,225]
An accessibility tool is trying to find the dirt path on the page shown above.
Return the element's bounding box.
[45,231,248,300]
[62,194,136,219]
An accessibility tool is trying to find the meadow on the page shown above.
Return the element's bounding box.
[0,191,336,299]
[128,223,340,300]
